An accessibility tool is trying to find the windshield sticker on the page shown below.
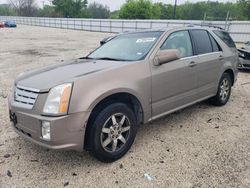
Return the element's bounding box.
[136,37,156,43]
[136,52,143,55]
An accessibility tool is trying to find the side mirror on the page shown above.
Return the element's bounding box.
[100,36,115,46]
[154,49,180,66]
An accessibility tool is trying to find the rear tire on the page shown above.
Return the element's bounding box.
[88,103,138,163]
[209,73,232,106]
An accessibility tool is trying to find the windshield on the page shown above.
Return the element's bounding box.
[88,31,163,61]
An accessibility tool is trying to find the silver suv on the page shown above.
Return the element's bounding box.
[8,26,239,162]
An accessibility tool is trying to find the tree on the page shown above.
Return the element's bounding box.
[8,0,36,16]
[119,0,154,19]
[110,10,119,19]
[238,0,250,20]
[0,4,17,16]
[154,3,174,19]
[36,5,58,17]
[52,0,88,18]
[88,2,110,19]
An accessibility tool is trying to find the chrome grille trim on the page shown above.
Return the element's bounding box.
[13,85,40,109]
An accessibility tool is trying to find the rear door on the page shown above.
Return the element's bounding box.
[189,29,223,99]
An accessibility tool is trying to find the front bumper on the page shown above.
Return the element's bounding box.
[238,58,250,69]
[9,101,90,152]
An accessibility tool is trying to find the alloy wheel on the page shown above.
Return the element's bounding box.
[100,113,131,152]
[219,78,230,101]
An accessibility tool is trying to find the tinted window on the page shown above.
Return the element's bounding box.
[161,30,193,58]
[190,30,212,55]
[213,30,236,48]
[209,33,221,52]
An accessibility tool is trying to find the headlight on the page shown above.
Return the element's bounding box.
[239,51,245,58]
[43,83,72,114]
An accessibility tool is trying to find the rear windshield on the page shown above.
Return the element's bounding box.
[213,30,236,48]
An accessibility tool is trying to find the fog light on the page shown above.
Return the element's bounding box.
[42,121,51,140]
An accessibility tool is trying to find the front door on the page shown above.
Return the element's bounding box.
[151,30,199,118]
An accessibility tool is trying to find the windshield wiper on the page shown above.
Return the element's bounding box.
[94,57,127,61]
[79,56,94,59]
[80,56,129,61]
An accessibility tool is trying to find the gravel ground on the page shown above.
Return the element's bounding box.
[0,25,250,188]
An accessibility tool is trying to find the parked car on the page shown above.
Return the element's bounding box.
[0,21,4,28]
[9,26,239,162]
[4,20,17,27]
[238,41,250,69]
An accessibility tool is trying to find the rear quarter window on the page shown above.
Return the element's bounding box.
[213,30,236,48]
[208,33,222,52]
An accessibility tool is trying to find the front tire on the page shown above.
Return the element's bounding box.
[88,103,138,162]
[209,72,232,106]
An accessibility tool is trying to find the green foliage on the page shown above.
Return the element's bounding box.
[110,10,119,19]
[0,0,249,20]
[238,0,250,20]
[119,0,155,19]
[155,3,174,19]
[52,0,88,18]
[36,5,58,17]
[176,1,244,20]
[88,2,110,19]
[0,5,17,16]
[118,0,250,20]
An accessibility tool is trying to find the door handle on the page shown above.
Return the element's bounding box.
[189,61,196,67]
[219,55,224,60]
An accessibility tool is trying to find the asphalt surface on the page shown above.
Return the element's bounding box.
[0,25,250,188]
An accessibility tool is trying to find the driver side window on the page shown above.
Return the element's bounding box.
[161,30,193,58]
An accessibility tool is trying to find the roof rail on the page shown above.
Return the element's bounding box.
[187,24,224,30]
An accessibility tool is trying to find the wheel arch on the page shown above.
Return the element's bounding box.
[84,92,144,150]
[224,69,235,86]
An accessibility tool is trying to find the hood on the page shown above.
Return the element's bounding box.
[16,59,126,92]
[239,41,250,52]
[241,46,250,52]
[239,47,250,53]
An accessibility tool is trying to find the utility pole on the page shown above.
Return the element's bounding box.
[203,12,206,24]
[173,0,177,19]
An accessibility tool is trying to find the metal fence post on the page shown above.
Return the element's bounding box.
[110,20,112,32]
[90,20,92,31]
[100,20,102,32]
[225,11,230,30]
[122,20,124,32]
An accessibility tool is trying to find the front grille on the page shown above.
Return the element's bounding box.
[243,64,250,68]
[14,85,40,109]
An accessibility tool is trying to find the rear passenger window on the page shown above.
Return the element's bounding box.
[209,34,221,52]
[213,30,236,48]
[190,30,213,55]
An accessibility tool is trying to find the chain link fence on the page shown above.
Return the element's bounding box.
[1,16,250,43]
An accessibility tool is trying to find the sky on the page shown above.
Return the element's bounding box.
[0,0,237,11]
